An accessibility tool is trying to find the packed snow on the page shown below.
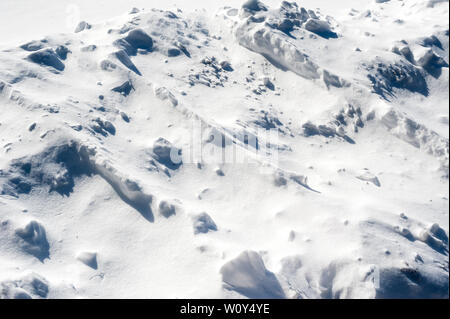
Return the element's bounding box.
[0,0,448,299]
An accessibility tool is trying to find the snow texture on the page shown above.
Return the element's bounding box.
[0,0,448,299]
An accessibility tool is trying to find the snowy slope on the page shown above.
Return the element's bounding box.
[0,0,448,299]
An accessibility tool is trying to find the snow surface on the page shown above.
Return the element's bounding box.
[0,0,448,299]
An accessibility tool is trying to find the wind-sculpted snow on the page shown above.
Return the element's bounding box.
[151,137,183,170]
[357,169,381,187]
[418,49,449,78]
[111,80,134,96]
[192,212,218,234]
[75,21,92,33]
[77,251,98,269]
[1,141,92,197]
[15,221,50,261]
[235,15,321,80]
[375,266,449,298]
[381,109,449,175]
[117,29,154,55]
[0,140,154,221]
[158,200,177,218]
[232,1,344,86]
[220,251,286,299]
[93,159,155,222]
[113,50,142,75]
[27,49,65,72]
[0,0,448,299]
[367,59,430,98]
[0,273,49,299]
[153,86,179,107]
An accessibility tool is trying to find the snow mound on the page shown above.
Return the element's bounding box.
[417,49,449,78]
[381,109,449,175]
[357,170,381,187]
[113,50,141,75]
[74,21,92,33]
[124,29,154,52]
[0,0,447,299]
[236,19,320,80]
[15,221,50,261]
[304,19,337,39]
[159,200,177,218]
[27,48,65,72]
[367,59,429,98]
[154,86,178,107]
[376,266,449,298]
[192,212,217,234]
[114,29,153,56]
[1,140,155,221]
[112,80,134,96]
[151,137,182,170]
[220,251,285,299]
[1,141,92,197]
[77,252,98,269]
[0,273,49,299]
[232,1,342,85]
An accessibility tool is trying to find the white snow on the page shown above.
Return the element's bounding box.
[0,0,448,299]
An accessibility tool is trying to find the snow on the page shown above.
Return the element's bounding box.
[0,0,448,299]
